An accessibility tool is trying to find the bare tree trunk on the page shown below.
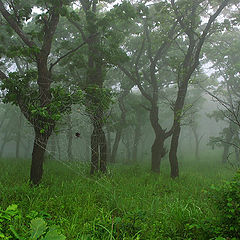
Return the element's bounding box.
[111,130,122,163]
[222,132,233,163]
[169,124,180,178]
[132,124,141,162]
[99,128,107,172]
[106,126,112,162]
[122,131,131,162]
[90,127,99,174]
[150,106,167,173]
[30,131,50,185]
[191,126,201,161]
[0,141,7,158]
[168,80,188,178]
[151,135,165,173]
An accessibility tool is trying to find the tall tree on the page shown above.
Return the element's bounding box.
[68,0,135,173]
[0,0,82,185]
[168,0,231,177]
[118,2,178,173]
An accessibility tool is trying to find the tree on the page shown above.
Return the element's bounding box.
[204,29,240,163]
[118,2,178,173]
[168,0,231,177]
[0,0,82,185]
[67,0,135,173]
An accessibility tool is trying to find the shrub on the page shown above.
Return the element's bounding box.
[0,204,66,240]
[211,170,240,239]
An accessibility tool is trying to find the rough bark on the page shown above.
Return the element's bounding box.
[149,106,167,172]
[151,135,165,173]
[30,130,50,185]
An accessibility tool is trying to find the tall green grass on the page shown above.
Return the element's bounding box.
[0,157,236,239]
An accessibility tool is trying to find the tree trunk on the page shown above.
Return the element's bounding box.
[222,128,233,163]
[168,79,188,178]
[106,127,112,163]
[149,106,166,173]
[0,141,7,158]
[90,121,107,174]
[235,148,240,162]
[132,124,141,162]
[30,131,50,185]
[99,128,107,172]
[111,130,122,163]
[169,124,180,178]
[90,127,99,174]
[151,134,165,173]
[192,126,200,161]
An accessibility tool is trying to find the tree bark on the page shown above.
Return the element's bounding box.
[169,123,180,178]
[222,128,233,163]
[90,127,99,174]
[111,130,122,163]
[192,126,201,161]
[99,128,107,172]
[90,121,107,174]
[30,131,50,185]
[149,106,167,173]
[132,124,141,162]
[106,127,112,162]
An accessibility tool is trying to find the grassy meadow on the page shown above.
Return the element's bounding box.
[0,156,238,240]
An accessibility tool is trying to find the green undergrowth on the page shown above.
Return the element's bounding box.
[0,157,237,239]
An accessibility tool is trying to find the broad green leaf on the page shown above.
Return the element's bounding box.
[42,226,66,240]
[6,204,18,212]
[30,218,47,240]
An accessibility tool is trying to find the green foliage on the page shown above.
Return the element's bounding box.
[0,204,66,240]
[30,218,66,240]
[0,204,22,239]
[210,171,240,239]
[0,70,84,132]
[84,85,114,116]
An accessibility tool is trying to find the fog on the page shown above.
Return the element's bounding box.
[0,1,240,239]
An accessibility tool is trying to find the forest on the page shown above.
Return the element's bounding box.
[0,0,240,239]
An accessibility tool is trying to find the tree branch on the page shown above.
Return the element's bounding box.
[50,41,87,72]
[0,0,36,48]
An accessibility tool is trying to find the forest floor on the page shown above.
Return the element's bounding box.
[0,155,237,240]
